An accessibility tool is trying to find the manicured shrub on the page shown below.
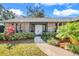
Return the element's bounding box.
[0,32,35,41]
[14,32,35,40]
[24,32,35,39]
[68,44,79,54]
[41,32,56,42]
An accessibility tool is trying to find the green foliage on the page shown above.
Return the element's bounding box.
[41,32,56,42]
[3,10,15,20]
[68,44,79,54]
[41,32,59,46]
[0,44,46,56]
[26,5,45,17]
[14,32,35,40]
[0,33,5,40]
[0,4,15,20]
[56,22,79,41]
[47,38,59,46]
[0,32,35,40]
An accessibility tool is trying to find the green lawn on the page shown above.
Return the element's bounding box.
[0,43,47,56]
[0,38,46,56]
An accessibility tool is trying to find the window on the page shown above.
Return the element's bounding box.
[16,23,22,32]
[30,24,35,32]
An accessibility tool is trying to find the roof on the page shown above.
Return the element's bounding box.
[0,17,78,23]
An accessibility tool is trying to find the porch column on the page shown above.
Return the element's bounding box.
[13,23,17,33]
[56,23,59,32]
[55,23,58,32]
[4,23,8,33]
[25,22,30,32]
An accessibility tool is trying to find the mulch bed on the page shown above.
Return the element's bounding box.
[0,39,34,44]
[0,40,13,43]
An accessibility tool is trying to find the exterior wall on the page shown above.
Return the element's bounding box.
[5,22,57,33]
[47,22,56,32]
[16,22,30,32]
[24,22,30,32]
[4,22,30,32]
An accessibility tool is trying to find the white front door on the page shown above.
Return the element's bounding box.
[35,25,42,35]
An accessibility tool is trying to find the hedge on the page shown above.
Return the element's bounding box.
[0,32,35,40]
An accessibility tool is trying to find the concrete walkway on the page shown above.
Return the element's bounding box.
[34,36,78,56]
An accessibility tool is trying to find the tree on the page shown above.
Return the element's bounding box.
[26,5,45,17]
[0,4,5,20]
[3,10,15,20]
[0,4,15,20]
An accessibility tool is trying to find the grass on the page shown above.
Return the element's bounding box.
[0,39,47,56]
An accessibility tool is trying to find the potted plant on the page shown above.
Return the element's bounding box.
[59,42,70,49]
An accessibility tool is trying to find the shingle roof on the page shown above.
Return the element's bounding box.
[0,17,78,23]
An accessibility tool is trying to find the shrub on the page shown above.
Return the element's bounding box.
[41,32,56,42]
[68,44,79,54]
[11,32,35,40]
[47,38,59,46]
[0,32,35,41]
[0,33,5,40]
[56,22,79,44]
[24,32,35,39]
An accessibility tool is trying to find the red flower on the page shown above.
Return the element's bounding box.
[7,25,15,33]
[5,24,15,36]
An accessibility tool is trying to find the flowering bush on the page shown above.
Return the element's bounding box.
[4,24,15,39]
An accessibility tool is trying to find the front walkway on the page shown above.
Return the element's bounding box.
[34,36,77,56]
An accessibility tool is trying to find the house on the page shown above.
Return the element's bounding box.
[0,17,77,35]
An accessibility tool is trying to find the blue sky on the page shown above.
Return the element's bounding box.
[2,3,79,18]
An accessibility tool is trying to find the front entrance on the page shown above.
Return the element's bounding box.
[35,25,42,35]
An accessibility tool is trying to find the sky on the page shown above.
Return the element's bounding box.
[2,3,79,18]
